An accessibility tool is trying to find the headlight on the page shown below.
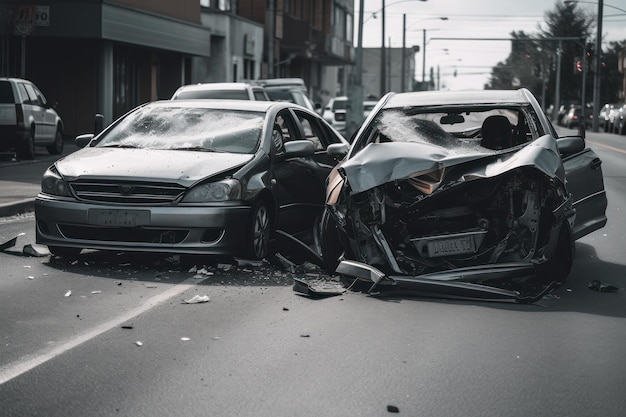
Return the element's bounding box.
[41,167,71,197]
[182,179,242,203]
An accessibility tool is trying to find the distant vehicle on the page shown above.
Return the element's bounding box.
[363,99,378,118]
[562,106,591,129]
[171,82,270,101]
[0,77,64,159]
[322,96,348,135]
[35,99,348,260]
[607,102,624,132]
[612,104,626,135]
[598,103,619,132]
[256,78,308,94]
[264,87,317,112]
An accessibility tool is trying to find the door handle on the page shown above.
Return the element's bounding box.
[591,158,602,170]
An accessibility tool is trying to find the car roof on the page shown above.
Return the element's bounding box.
[145,99,296,112]
[175,82,261,92]
[383,89,534,108]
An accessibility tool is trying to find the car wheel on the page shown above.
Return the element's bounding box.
[536,221,574,285]
[48,246,82,258]
[46,128,64,155]
[244,200,271,260]
[17,126,36,160]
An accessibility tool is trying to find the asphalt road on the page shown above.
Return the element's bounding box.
[0,128,625,417]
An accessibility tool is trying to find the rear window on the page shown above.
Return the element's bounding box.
[0,81,14,104]
[332,100,347,111]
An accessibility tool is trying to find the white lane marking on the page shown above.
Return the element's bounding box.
[587,139,626,155]
[0,276,209,385]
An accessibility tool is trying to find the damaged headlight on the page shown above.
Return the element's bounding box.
[182,179,242,202]
[41,166,71,197]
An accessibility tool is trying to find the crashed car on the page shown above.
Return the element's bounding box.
[35,100,347,259]
[321,88,607,303]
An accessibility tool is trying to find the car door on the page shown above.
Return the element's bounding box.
[32,84,57,140]
[561,144,608,240]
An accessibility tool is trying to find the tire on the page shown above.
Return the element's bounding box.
[17,126,36,160]
[536,221,574,285]
[46,128,64,155]
[48,246,82,258]
[244,200,271,260]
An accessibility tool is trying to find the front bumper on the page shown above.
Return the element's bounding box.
[336,260,556,304]
[35,194,251,255]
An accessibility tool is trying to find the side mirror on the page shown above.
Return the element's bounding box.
[327,142,349,158]
[283,140,315,158]
[75,133,95,148]
[556,136,585,155]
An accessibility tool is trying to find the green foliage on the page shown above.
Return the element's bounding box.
[485,0,624,108]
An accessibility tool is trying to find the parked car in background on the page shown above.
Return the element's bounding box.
[35,100,348,260]
[171,82,270,101]
[363,99,378,118]
[322,96,348,135]
[562,106,592,129]
[611,104,626,135]
[321,88,607,303]
[264,86,317,112]
[0,77,64,160]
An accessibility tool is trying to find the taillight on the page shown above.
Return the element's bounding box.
[15,104,24,127]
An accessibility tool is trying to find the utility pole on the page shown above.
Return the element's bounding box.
[401,14,406,92]
[380,0,386,96]
[268,0,275,78]
[346,0,364,139]
[592,0,603,132]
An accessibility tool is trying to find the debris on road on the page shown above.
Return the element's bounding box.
[183,294,210,304]
[135,341,143,347]
[181,337,190,341]
[64,290,72,297]
[22,244,49,257]
[588,280,621,293]
[293,276,345,298]
[0,233,24,251]
[387,405,400,413]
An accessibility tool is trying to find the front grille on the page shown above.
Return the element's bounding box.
[59,224,188,244]
[70,180,186,204]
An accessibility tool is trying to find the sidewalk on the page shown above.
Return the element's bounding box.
[0,139,78,217]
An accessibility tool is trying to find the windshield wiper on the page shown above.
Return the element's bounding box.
[100,144,139,149]
[171,146,225,152]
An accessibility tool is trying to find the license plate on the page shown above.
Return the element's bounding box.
[427,236,475,257]
[88,209,150,227]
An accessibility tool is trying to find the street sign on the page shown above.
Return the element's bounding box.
[13,5,35,36]
[36,6,50,27]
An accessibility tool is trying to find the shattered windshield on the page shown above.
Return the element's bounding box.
[97,106,264,154]
[363,107,532,154]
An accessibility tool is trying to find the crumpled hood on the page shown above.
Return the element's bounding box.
[54,148,254,187]
[341,135,563,194]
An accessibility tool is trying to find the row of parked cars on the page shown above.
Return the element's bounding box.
[32,81,608,303]
[556,102,626,135]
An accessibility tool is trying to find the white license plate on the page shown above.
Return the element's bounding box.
[88,209,150,227]
[427,236,475,257]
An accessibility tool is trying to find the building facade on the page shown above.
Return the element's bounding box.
[361,46,419,99]
[0,0,354,137]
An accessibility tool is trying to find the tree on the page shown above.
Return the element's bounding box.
[485,1,595,109]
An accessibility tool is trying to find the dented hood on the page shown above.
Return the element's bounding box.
[340,135,563,194]
[54,147,253,187]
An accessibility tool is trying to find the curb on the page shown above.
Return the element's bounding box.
[0,198,35,218]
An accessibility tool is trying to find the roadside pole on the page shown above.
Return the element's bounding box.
[346,0,365,140]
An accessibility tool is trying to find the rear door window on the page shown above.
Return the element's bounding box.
[0,81,14,103]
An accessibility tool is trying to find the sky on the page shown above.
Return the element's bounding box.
[355,0,626,90]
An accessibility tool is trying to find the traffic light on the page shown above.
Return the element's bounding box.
[574,57,583,74]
